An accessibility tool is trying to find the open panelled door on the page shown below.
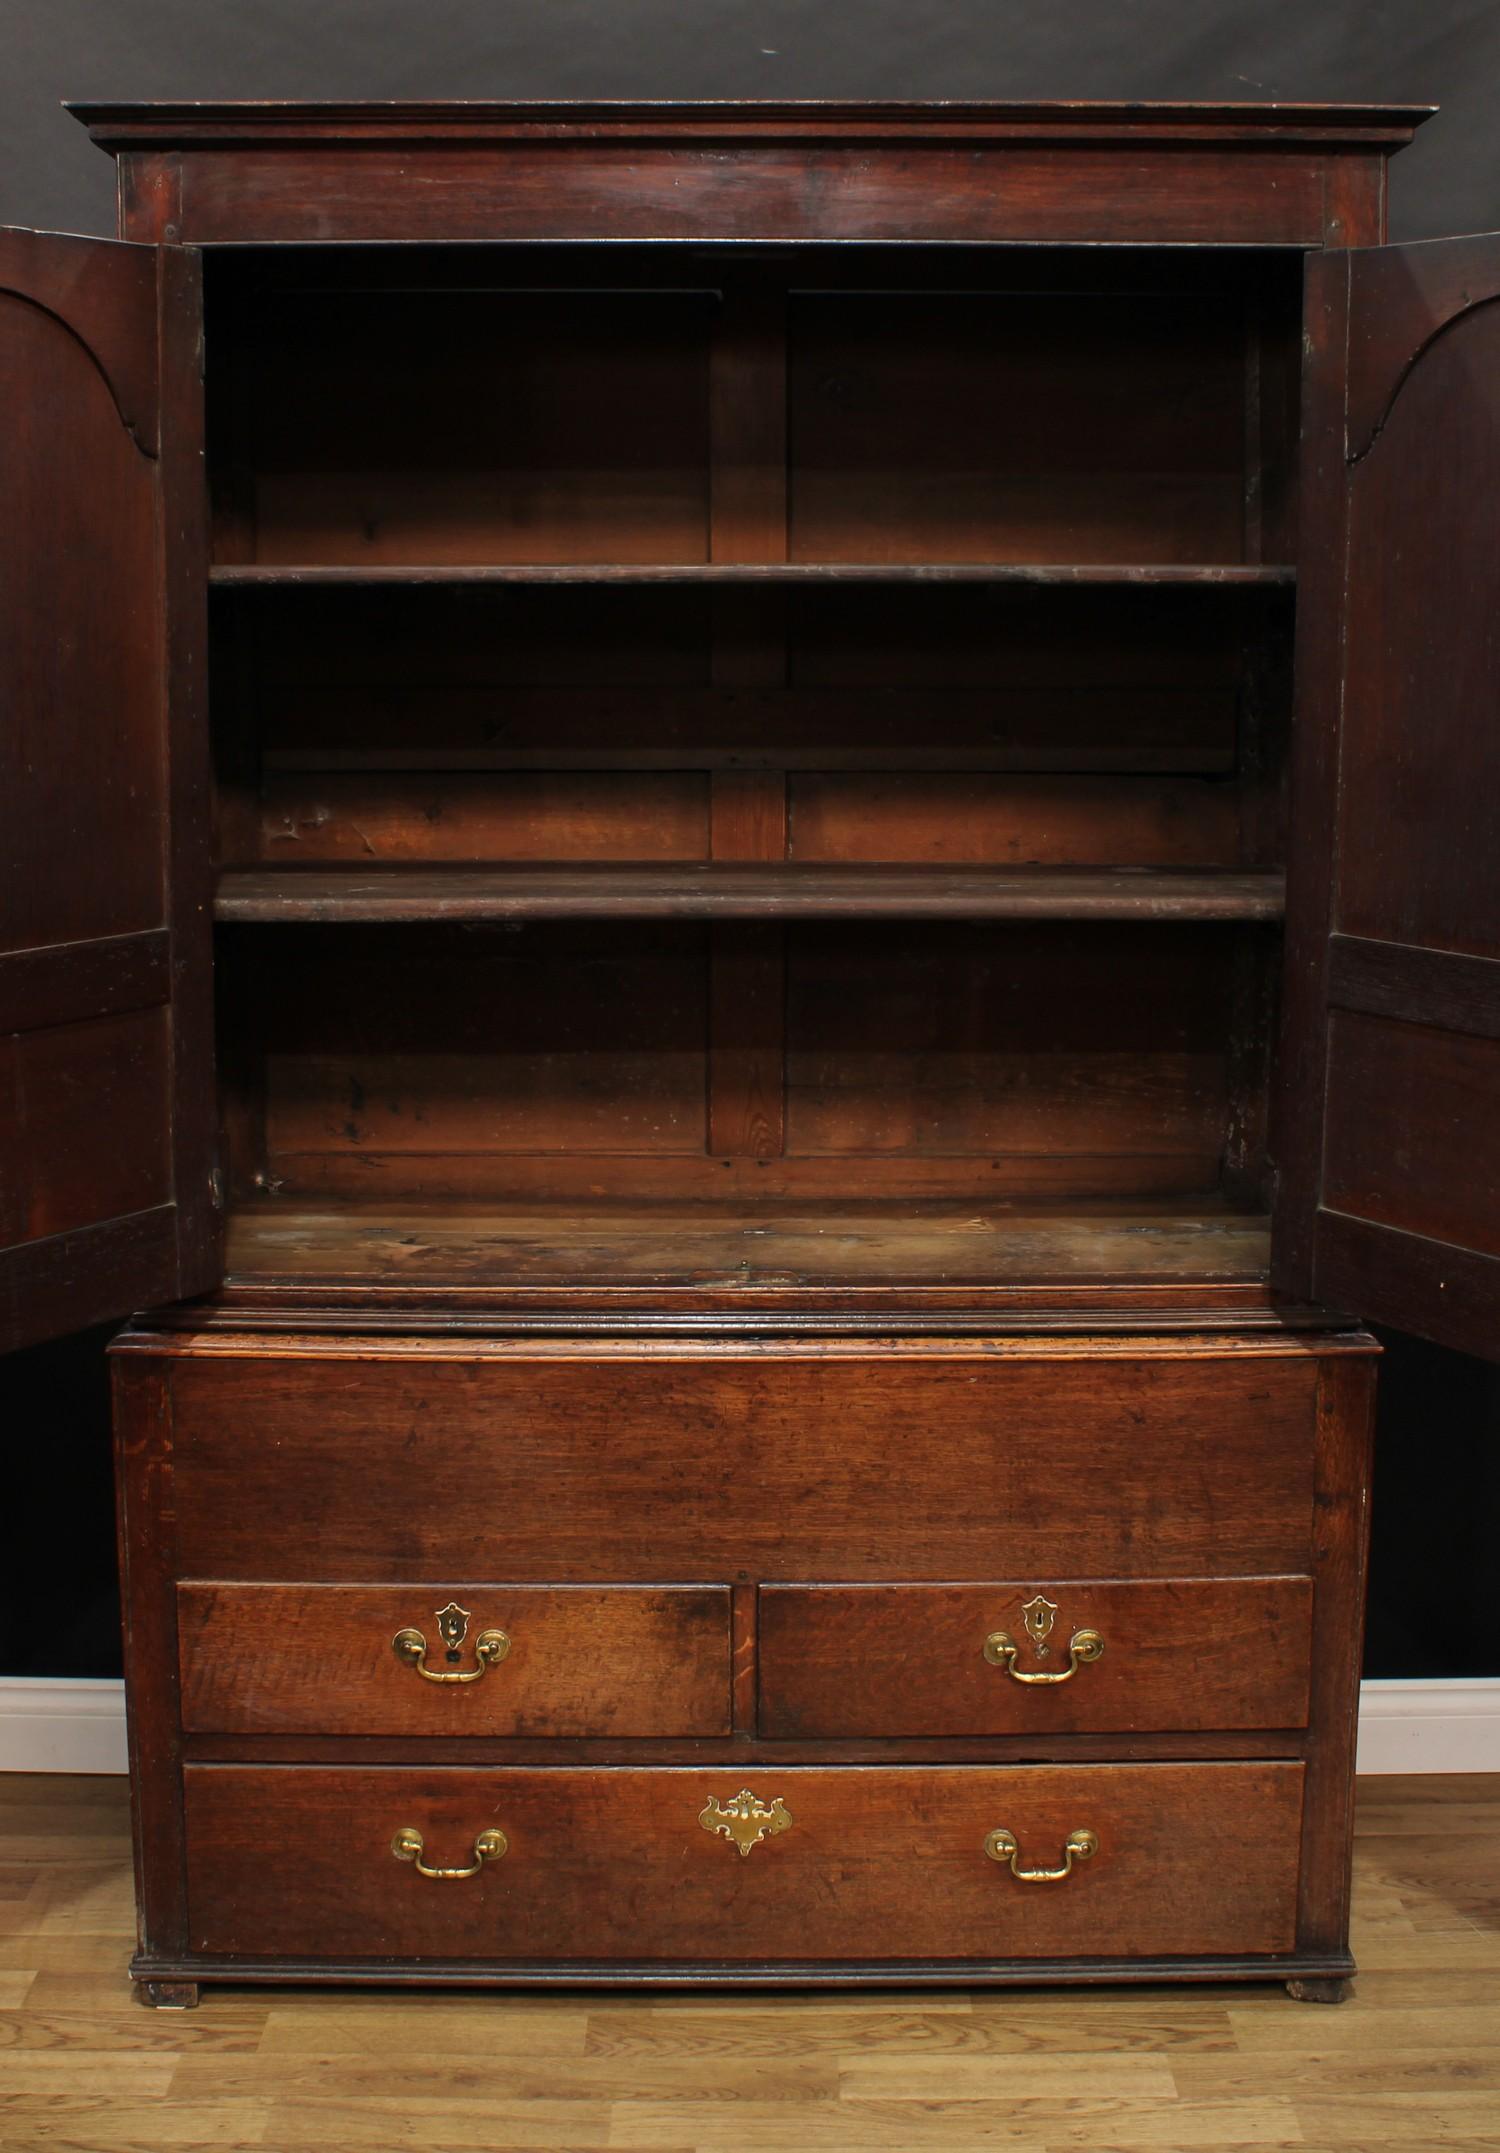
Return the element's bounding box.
[1275,234,1500,1361]
[0,227,217,1352]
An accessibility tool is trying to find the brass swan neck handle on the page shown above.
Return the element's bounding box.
[392,1603,510,1685]
[984,1826,1098,1882]
[391,1826,506,1879]
[983,1626,1104,1685]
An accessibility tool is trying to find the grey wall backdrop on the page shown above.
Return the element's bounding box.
[2,0,1498,1681]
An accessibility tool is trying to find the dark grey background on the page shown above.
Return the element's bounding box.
[2,1,1498,1679]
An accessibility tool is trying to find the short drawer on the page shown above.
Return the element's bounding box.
[759,1578,1313,1737]
[178,1583,731,1737]
[183,1761,1303,1963]
[163,1341,1324,1581]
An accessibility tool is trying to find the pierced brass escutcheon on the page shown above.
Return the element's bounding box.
[984,1826,1098,1883]
[983,1611,1104,1686]
[393,1601,510,1685]
[391,1825,507,1879]
[1022,1591,1057,1657]
[698,1788,793,1858]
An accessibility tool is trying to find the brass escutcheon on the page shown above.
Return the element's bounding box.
[698,1788,793,1858]
[1022,1592,1057,1656]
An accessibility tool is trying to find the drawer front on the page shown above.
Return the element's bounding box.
[759,1578,1314,1737]
[178,1583,731,1737]
[183,1762,1303,1963]
[168,1344,1320,1580]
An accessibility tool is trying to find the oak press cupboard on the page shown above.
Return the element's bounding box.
[2,100,1497,2007]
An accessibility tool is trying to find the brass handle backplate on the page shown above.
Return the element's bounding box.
[391,1826,506,1879]
[393,1600,510,1684]
[984,1826,1098,1882]
[983,1627,1104,1685]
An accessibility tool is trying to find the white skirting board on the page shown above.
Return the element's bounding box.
[0,1680,129,1775]
[1355,1679,1500,1775]
[1,1675,1499,1776]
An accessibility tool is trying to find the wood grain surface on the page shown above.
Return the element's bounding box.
[208,561,1296,585]
[1306,239,1500,1358]
[178,1583,733,1738]
[180,1762,1305,1962]
[80,99,1426,251]
[0,230,216,1351]
[161,1342,1322,1583]
[213,865,1288,922]
[758,1578,1314,1738]
[220,1197,1273,1290]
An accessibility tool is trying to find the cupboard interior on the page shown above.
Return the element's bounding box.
[204,244,1302,1298]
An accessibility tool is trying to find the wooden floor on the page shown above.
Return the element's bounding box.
[1,1774,1497,2151]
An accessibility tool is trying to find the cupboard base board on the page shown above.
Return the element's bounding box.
[131,1950,1358,2002]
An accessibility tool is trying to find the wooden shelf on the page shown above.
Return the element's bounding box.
[209,562,1296,590]
[223,1194,1273,1295]
[214,864,1286,925]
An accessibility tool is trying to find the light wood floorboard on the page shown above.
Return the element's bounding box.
[0,1773,1494,2152]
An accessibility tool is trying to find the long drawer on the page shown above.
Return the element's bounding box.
[164,1342,1322,1581]
[178,1583,732,1737]
[183,1762,1304,1963]
[758,1578,1314,1736]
